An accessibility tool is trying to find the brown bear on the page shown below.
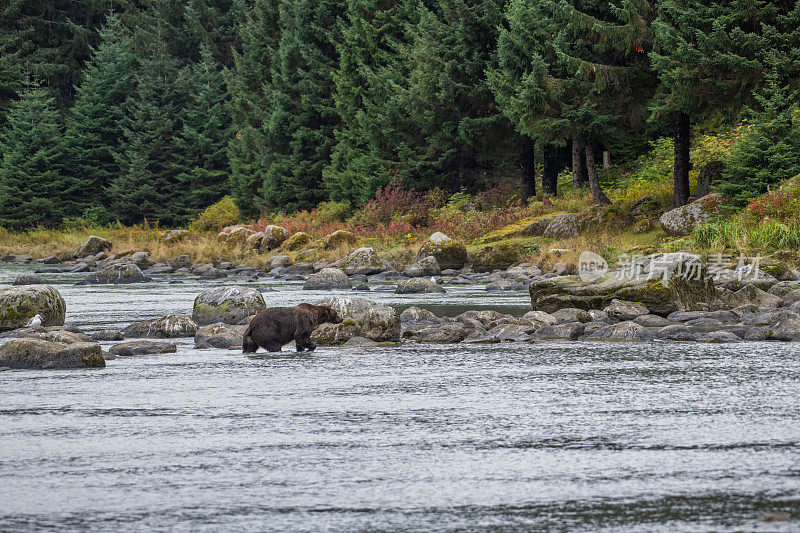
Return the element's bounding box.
[242,303,343,353]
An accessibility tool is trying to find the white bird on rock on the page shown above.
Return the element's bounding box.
[26,314,43,328]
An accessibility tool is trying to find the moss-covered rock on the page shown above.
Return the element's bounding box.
[122,314,199,338]
[529,253,716,316]
[0,285,66,332]
[659,193,723,236]
[192,286,266,326]
[194,322,247,349]
[543,213,584,238]
[417,232,467,270]
[323,230,358,249]
[0,338,104,369]
[226,226,257,246]
[338,247,389,275]
[472,242,524,273]
[311,296,399,345]
[160,229,189,243]
[284,232,312,251]
[19,329,91,344]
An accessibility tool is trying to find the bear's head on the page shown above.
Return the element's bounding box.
[321,305,343,325]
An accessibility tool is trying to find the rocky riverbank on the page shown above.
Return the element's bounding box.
[3,231,800,370]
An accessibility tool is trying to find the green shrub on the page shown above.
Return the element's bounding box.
[747,221,800,250]
[190,196,241,232]
[62,206,116,229]
[694,221,745,249]
[314,200,351,223]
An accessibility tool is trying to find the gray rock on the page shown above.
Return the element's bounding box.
[521,310,557,327]
[696,331,741,343]
[535,322,585,340]
[604,299,649,321]
[339,247,390,276]
[416,232,467,270]
[400,306,440,325]
[129,251,155,270]
[766,313,800,341]
[403,256,441,278]
[521,215,558,236]
[587,321,646,340]
[543,213,583,239]
[396,278,446,294]
[123,314,199,338]
[685,318,724,333]
[666,310,708,322]
[194,323,246,349]
[654,325,696,341]
[80,261,151,285]
[486,279,526,291]
[74,235,112,258]
[91,329,124,341]
[0,285,67,332]
[726,285,783,308]
[0,339,105,369]
[108,340,177,356]
[551,308,591,324]
[268,255,292,270]
[634,314,670,327]
[12,273,43,286]
[312,297,400,345]
[192,286,267,326]
[167,255,193,270]
[303,268,352,290]
[283,262,315,275]
[659,193,722,236]
[17,329,91,344]
[406,324,467,344]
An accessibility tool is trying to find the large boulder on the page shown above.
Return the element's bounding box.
[586,321,647,341]
[766,313,800,341]
[74,235,112,258]
[283,232,312,251]
[339,247,389,275]
[323,230,358,250]
[402,256,441,277]
[529,253,716,317]
[79,260,151,285]
[726,285,782,308]
[122,314,199,338]
[659,193,723,236]
[192,286,266,326]
[0,285,66,332]
[303,268,352,290]
[396,278,445,294]
[417,232,467,270]
[194,323,247,349]
[12,273,43,286]
[108,340,177,356]
[406,324,468,344]
[129,251,155,270]
[160,229,189,243]
[472,242,524,273]
[261,225,289,250]
[18,329,91,344]
[604,299,649,321]
[225,226,257,246]
[520,214,559,236]
[311,296,400,345]
[0,339,104,369]
[543,214,583,239]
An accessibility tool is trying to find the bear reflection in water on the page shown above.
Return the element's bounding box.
[242,303,343,353]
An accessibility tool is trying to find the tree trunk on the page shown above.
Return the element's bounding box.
[673,111,691,207]
[585,144,611,205]
[572,138,588,187]
[520,137,536,203]
[542,143,558,197]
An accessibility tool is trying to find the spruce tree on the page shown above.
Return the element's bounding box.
[173,44,233,223]
[650,0,775,206]
[108,23,184,226]
[227,0,280,218]
[59,16,135,217]
[0,83,63,228]
[260,0,343,212]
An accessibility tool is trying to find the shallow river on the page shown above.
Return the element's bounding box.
[1,265,799,531]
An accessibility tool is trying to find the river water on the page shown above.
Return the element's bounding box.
[1,265,799,531]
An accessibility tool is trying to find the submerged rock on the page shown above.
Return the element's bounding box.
[80,261,151,285]
[91,329,124,341]
[396,278,445,294]
[192,286,266,326]
[108,340,177,356]
[123,314,199,338]
[12,273,43,286]
[0,285,67,332]
[194,323,246,349]
[0,338,104,369]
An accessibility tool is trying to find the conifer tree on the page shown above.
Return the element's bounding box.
[0,83,63,228]
[650,0,773,206]
[260,0,343,211]
[227,0,280,218]
[59,16,135,217]
[173,44,233,223]
[108,23,184,225]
